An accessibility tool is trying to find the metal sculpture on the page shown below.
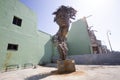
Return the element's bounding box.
[52,5,77,60]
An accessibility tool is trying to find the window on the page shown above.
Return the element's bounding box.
[7,43,18,51]
[12,16,22,26]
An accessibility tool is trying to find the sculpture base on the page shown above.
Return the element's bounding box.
[57,59,76,74]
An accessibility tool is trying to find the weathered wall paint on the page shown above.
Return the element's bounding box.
[67,18,93,55]
[0,0,53,70]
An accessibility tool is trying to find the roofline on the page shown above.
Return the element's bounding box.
[38,30,52,37]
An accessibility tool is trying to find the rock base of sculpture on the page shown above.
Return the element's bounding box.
[57,59,76,74]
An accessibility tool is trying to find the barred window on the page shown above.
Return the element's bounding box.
[12,16,22,26]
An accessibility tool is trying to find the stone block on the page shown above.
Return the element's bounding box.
[57,59,76,73]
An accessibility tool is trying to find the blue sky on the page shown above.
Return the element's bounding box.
[20,0,120,51]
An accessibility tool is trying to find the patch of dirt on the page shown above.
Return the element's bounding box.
[51,70,85,76]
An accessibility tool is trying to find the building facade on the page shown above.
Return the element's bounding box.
[0,0,53,71]
[87,24,108,54]
[67,18,93,55]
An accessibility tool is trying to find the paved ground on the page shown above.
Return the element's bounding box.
[0,64,120,80]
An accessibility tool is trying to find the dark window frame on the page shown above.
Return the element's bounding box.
[7,43,18,51]
[12,16,22,27]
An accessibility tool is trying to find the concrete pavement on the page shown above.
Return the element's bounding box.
[0,64,120,80]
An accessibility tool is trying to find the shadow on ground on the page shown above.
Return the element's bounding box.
[25,70,60,80]
[25,72,51,80]
[25,70,86,80]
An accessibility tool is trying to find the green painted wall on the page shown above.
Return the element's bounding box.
[67,18,93,55]
[0,0,53,70]
[37,31,53,65]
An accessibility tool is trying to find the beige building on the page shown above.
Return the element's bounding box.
[87,26,108,54]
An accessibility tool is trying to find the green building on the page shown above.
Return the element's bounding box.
[67,18,93,55]
[0,0,53,70]
[0,0,92,71]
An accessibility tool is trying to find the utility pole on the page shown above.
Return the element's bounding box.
[107,31,113,52]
